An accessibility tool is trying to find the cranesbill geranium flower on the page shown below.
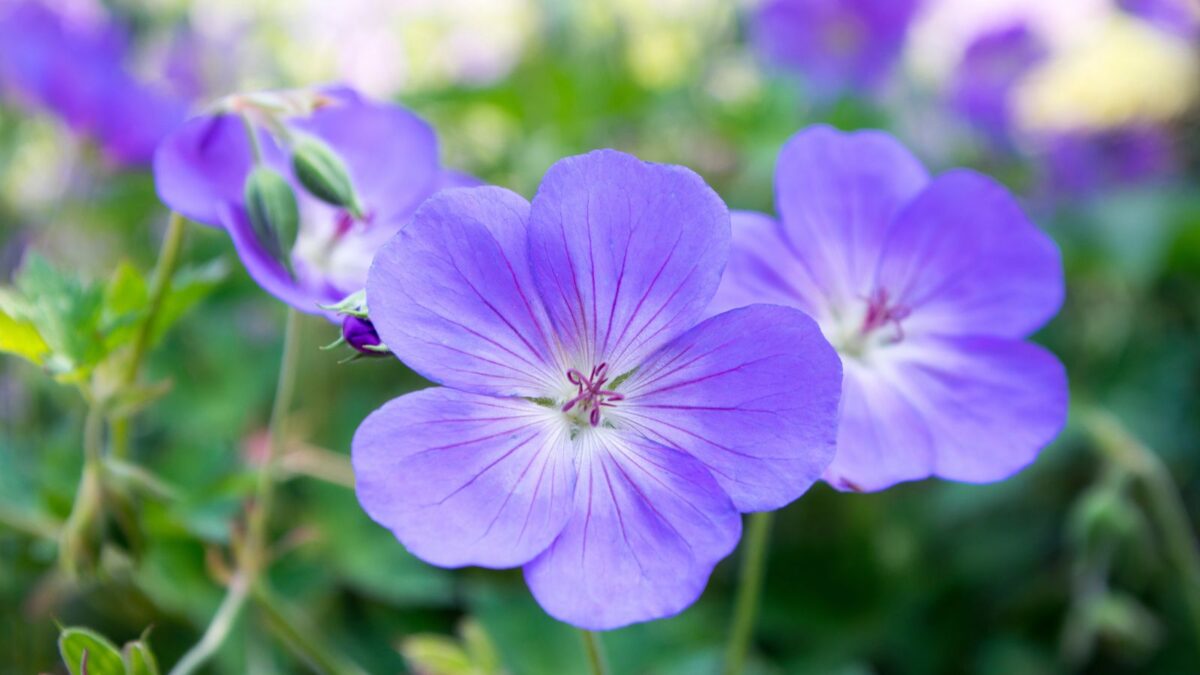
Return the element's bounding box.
[711,126,1068,492]
[353,150,842,629]
[154,86,473,316]
[0,0,187,166]
[751,0,920,96]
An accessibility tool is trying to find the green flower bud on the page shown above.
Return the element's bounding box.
[243,166,299,271]
[291,136,362,217]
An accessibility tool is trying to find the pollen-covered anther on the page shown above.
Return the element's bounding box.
[561,363,625,427]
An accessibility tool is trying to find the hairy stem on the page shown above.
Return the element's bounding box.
[111,211,187,459]
[1083,409,1200,652]
[724,510,774,675]
[580,629,610,675]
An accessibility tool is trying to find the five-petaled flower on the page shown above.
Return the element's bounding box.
[353,150,843,630]
[153,86,474,316]
[711,126,1069,492]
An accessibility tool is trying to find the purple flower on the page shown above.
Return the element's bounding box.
[751,0,921,96]
[1037,125,1177,198]
[0,1,187,166]
[711,126,1068,492]
[154,87,473,316]
[949,22,1048,143]
[1120,0,1199,38]
[353,150,842,629]
[342,315,384,355]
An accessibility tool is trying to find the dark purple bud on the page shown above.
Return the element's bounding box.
[342,315,386,356]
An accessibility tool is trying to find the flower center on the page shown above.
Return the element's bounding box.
[333,207,374,239]
[831,287,910,359]
[561,363,625,428]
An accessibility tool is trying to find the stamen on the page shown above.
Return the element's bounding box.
[561,362,622,427]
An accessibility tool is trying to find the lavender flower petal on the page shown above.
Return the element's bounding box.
[366,187,562,397]
[826,336,1068,490]
[154,114,270,226]
[353,388,577,568]
[527,149,730,376]
[523,434,740,630]
[875,170,1064,339]
[775,126,928,307]
[619,305,841,512]
[707,210,824,318]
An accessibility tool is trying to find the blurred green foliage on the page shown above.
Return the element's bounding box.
[1,3,1199,674]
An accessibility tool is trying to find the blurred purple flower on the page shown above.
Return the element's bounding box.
[0,1,187,166]
[949,22,1047,143]
[353,150,842,629]
[751,0,921,96]
[153,86,474,317]
[1120,0,1199,38]
[1039,125,1177,197]
[712,126,1068,492]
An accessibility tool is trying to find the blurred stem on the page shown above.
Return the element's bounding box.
[0,504,60,541]
[1084,409,1200,651]
[111,211,187,459]
[724,511,774,675]
[246,308,301,575]
[255,584,369,675]
[169,309,301,675]
[58,403,105,577]
[169,575,249,675]
[579,630,609,675]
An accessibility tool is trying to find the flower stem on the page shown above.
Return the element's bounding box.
[111,211,187,459]
[169,309,302,675]
[723,510,774,675]
[1083,409,1200,651]
[246,308,302,574]
[579,630,609,675]
[169,575,250,675]
[58,403,105,577]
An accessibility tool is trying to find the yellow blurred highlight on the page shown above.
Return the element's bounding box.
[1013,15,1199,133]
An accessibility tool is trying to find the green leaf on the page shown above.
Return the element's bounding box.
[150,258,229,346]
[0,306,48,364]
[400,634,474,675]
[123,639,160,675]
[58,627,126,675]
[13,253,105,378]
[101,261,150,351]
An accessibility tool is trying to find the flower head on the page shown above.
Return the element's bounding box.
[353,150,842,629]
[153,86,474,316]
[751,0,920,96]
[0,0,187,166]
[712,126,1068,492]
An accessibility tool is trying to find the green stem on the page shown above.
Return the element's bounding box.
[724,510,774,675]
[0,504,60,541]
[1083,409,1200,651]
[111,211,187,459]
[169,576,250,675]
[246,308,301,576]
[255,584,369,675]
[169,309,302,675]
[579,630,609,675]
[58,403,105,577]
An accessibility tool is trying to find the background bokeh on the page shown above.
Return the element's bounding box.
[2,0,1199,673]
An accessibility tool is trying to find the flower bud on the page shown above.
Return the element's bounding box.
[243,166,299,268]
[342,315,387,356]
[291,136,363,217]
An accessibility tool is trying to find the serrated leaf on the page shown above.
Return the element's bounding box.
[58,627,126,675]
[150,258,229,345]
[101,261,150,351]
[0,306,49,364]
[123,639,160,675]
[13,253,105,376]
